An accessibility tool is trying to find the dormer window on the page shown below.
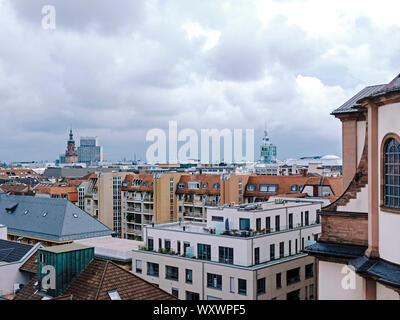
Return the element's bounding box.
[202,182,208,189]
[178,182,186,189]
[188,182,200,190]
[290,185,298,192]
[213,183,220,190]
[259,184,278,193]
[384,138,400,209]
[246,184,256,192]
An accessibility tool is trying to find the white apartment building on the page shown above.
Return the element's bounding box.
[132,199,322,300]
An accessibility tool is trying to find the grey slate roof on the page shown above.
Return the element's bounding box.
[362,73,400,99]
[304,241,367,259]
[331,84,385,115]
[0,194,113,242]
[0,239,33,263]
[350,256,400,288]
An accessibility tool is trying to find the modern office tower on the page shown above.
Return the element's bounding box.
[132,199,322,300]
[78,137,103,165]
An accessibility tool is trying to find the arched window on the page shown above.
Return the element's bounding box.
[384,138,400,208]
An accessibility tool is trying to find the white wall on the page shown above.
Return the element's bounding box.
[378,102,400,264]
[337,185,369,213]
[376,282,400,300]
[0,262,31,296]
[318,261,364,300]
[357,120,366,165]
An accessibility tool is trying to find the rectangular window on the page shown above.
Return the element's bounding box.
[172,288,179,298]
[158,238,162,249]
[165,239,171,251]
[289,240,292,256]
[207,273,222,290]
[239,218,250,231]
[270,244,275,260]
[305,263,314,279]
[135,260,142,274]
[186,291,200,300]
[165,265,179,281]
[309,284,314,299]
[255,247,260,265]
[256,218,261,231]
[198,243,211,261]
[257,278,266,295]
[148,238,154,251]
[275,215,280,231]
[183,242,190,256]
[301,212,304,227]
[295,239,298,254]
[219,247,234,264]
[279,242,284,258]
[289,213,293,229]
[259,184,278,193]
[276,273,282,289]
[286,267,301,285]
[147,262,159,277]
[238,279,247,295]
[305,211,309,226]
[177,241,181,255]
[266,217,271,233]
[211,216,224,222]
[186,269,193,284]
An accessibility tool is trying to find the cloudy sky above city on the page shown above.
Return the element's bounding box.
[1,0,400,162]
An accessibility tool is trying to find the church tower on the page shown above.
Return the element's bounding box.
[65,129,78,163]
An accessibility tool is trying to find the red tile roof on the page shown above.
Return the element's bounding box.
[19,252,37,274]
[122,174,154,192]
[176,174,221,195]
[244,176,312,198]
[34,186,78,202]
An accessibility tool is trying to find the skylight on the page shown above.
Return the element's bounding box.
[107,290,122,300]
[43,212,48,217]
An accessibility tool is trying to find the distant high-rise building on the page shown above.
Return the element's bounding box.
[78,137,103,165]
[65,129,78,163]
[260,121,277,164]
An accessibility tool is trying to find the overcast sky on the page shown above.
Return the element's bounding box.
[0,0,399,163]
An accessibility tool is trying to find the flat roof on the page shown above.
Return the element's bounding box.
[74,236,143,262]
[40,243,92,254]
[75,236,142,251]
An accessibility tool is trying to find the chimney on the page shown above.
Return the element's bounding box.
[37,243,94,298]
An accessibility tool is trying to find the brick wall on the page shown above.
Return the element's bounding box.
[319,212,368,246]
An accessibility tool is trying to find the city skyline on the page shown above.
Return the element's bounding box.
[2,0,400,162]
